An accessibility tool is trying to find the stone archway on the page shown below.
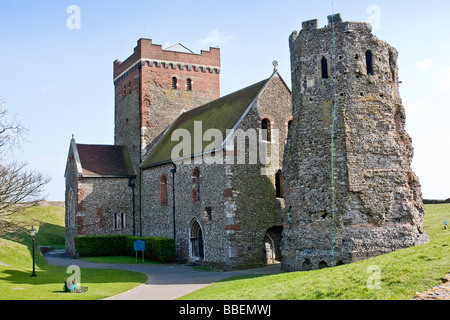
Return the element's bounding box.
[263,235,276,264]
[263,226,283,265]
[189,219,204,261]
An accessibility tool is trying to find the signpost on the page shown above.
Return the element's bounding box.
[134,240,145,263]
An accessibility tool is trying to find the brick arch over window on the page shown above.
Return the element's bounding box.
[159,174,168,206]
[186,78,192,91]
[192,167,202,203]
[258,115,274,142]
[172,77,177,90]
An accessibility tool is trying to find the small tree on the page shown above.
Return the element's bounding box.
[0,104,51,235]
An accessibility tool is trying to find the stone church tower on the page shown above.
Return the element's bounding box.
[282,14,429,271]
[113,39,221,170]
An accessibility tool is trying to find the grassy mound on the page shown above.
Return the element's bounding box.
[0,206,148,300]
[180,204,450,300]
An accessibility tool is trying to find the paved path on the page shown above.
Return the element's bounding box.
[43,250,282,300]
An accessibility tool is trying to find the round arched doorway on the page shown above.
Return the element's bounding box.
[189,220,204,261]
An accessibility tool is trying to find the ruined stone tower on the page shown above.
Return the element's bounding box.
[282,14,429,271]
[113,39,221,169]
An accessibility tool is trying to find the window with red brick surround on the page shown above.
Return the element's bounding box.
[159,174,168,206]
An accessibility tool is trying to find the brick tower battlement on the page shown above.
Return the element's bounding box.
[113,39,220,170]
[113,38,221,81]
[282,14,429,272]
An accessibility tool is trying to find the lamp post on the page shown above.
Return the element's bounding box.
[30,226,37,277]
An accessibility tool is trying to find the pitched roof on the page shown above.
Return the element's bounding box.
[76,144,135,177]
[163,43,194,54]
[141,77,269,168]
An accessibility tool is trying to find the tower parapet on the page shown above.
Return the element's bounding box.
[113,38,221,170]
[282,14,428,271]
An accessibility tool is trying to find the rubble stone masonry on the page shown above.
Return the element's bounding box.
[282,14,429,271]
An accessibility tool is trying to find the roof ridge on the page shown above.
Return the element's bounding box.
[141,78,270,168]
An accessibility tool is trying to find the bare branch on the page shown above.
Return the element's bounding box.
[0,103,50,236]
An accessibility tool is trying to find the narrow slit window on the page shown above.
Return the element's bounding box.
[261,118,271,142]
[172,77,177,90]
[187,78,192,91]
[159,175,168,206]
[366,50,374,75]
[321,57,329,79]
[275,170,284,198]
[192,168,201,203]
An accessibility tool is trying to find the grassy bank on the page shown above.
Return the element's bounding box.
[180,204,450,300]
[0,206,148,300]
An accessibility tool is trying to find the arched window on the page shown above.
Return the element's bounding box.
[321,57,329,79]
[192,167,201,203]
[288,120,292,129]
[366,50,373,75]
[186,78,192,91]
[159,175,168,206]
[261,118,271,142]
[172,77,177,89]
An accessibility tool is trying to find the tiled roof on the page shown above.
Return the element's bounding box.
[76,144,135,177]
[141,78,269,168]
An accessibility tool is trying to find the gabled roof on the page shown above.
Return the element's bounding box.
[163,43,194,54]
[74,143,135,177]
[141,76,273,168]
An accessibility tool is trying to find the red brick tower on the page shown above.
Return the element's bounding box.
[113,39,221,169]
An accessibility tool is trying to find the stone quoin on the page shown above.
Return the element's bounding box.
[65,14,427,271]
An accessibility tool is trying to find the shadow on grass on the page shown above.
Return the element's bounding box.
[0,265,144,287]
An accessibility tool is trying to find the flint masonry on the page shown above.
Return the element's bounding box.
[65,39,292,269]
[65,14,428,271]
[282,14,429,271]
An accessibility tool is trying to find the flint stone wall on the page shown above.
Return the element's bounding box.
[141,74,291,269]
[282,14,429,271]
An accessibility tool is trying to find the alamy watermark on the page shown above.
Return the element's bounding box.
[367,5,381,30]
[170,121,279,176]
[366,265,381,289]
[66,5,81,30]
[67,265,81,288]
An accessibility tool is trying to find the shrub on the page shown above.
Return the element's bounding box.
[75,234,175,263]
[125,236,175,263]
[75,235,129,257]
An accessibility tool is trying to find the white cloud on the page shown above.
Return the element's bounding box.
[416,58,434,71]
[198,29,233,48]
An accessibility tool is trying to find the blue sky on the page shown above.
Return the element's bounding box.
[0,0,449,200]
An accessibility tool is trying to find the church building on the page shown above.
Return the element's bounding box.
[65,38,292,269]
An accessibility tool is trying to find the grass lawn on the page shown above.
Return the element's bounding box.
[82,255,159,265]
[180,204,450,300]
[0,206,148,300]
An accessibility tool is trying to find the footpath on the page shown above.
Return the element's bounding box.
[43,249,282,300]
